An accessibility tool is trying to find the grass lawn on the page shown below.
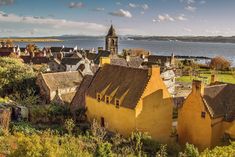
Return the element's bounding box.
[176,72,235,84]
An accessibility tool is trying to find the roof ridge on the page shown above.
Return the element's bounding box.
[206,84,227,89]
[104,64,147,71]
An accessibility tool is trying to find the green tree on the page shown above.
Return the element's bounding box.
[0,57,36,96]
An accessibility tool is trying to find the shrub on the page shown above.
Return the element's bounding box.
[179,143,199,157]
[64,118,75,135]
[95,142,113,157]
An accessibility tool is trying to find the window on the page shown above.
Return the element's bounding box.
[101,117,105,127]
[105,96,110,104]
[201,112,206,118]
[115,99,120,108]
[97,93,101,102]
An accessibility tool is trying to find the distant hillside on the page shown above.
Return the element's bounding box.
[128,36,235,43]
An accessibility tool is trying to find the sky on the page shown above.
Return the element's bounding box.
[0,0,235,37]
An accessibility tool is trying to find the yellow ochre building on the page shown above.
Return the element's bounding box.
[85,64,173,143]
[178,80,235,150]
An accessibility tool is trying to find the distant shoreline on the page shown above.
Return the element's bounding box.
[0,38,63,43]
[128,36,235,44]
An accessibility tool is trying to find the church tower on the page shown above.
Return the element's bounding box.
[105,25,118,55]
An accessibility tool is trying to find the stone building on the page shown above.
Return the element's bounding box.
[85,64,173,143]
[105,25,118,55]
[178,80,235,150]
[36,71,83,104]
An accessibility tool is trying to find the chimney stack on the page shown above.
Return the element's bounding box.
[210,74,217,84]
[192,80,204,95]
[99,57,110,67]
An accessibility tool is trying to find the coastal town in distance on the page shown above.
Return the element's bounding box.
[0,0,235,157]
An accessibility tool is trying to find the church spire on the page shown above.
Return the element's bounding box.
[105,25,118,55]
[106,25,117,37]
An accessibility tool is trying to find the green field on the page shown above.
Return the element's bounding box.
[176,71,235,84]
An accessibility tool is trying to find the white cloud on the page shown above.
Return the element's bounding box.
[141,11,145,15]
[128,3,149,10]
[153,14,188,22]
[129,3,138,8]
[109,9,132,18]
[0,0,14,6]
[142,4,149,10]
[185,6,197,12]
[157,14,175,22]
[116,2,121,5]
[93,8,105,11]
[0,11,107,36]
[69,2,84,8]
[180,0,195,4]
[176,14,187,21]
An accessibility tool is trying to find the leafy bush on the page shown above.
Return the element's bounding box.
[64,118,75,135]
[200,142,235,157]
[179,143,199,157]
[95,142,113,157]
[10,122,39,134]
[0,57,36,96]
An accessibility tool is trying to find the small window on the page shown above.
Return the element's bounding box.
[201,112,206,118]
[105,96,110,104]
[97,93,101,102]
[115,99,120,108]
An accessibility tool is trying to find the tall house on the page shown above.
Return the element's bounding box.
[85,64,173,143]
[105,25,118,55]
[178,80,235,151]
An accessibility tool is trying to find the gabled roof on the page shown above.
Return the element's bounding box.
[0,47,14,57]
[148,55,171,65]
[61,57,82,65]
[20,56,49,64]
[71,75,93,109]
[62,47,74,53]
[40,71,83,91]
[127,56,144,68]
[87,64,150,109]
[203,83,235,121]
[106,25,117,37]
[50,47,63,53]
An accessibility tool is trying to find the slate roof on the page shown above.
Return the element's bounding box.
[203,83,235,121]
[61,57,82,65]
[40,71,83,91]
[71,75,93,109]
[62,47,74,53]
[124,48,150,57]
[148,55,171,66]
[87,64,150,109]
[20,56,49,64]
[50,47,63,53]
[127,57,144,68]
[0,47,14,57]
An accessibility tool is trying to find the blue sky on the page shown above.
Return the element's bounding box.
[0,0,235,37]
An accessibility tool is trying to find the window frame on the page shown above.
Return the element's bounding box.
[115,99,120,108]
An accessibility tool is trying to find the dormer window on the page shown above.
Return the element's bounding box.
[115,99,120,108]
[105,96,110,104]
[97,93,101,102]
